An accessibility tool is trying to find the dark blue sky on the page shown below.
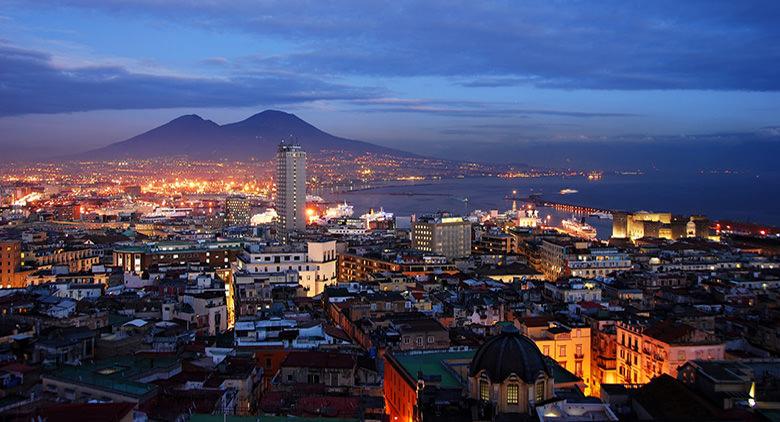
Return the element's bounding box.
[1,1,779,160]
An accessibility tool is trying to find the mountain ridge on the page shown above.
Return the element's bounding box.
[78,110,415,161]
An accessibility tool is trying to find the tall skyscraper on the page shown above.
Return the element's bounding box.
[275,142,306,241]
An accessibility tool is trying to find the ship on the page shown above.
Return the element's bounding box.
[589,211,613,220]
[560,216,598,239]
[324,202,354,220]
[361,207,394,230]
[361,207,393,223]
[142,206,193,221]
[559,188,578,195]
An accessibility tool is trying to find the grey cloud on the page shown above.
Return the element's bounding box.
[31,0,778,90]
[0,42,380,116]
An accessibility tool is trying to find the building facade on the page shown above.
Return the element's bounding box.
[275,142,306,242]
[616,320,725,385]
[518,319,592,395]
[411,215,472,259]
[233,241,337,298]
[225,195,251,227]
[113,240,242,273]
[1,240,25,288]
[540,239,632,281]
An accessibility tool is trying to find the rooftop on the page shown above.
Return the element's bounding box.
[392,349,475,389]
[43,355,179,399]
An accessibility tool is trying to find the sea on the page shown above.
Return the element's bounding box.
[318,172,780,239]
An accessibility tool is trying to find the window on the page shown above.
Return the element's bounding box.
[535,381,544,403]
[559,345,567,357]
[543,345,550,356]
[416,337,423,345]
[479,378,490,401]
[576,344,583,356]
[507,384,519,405]
[427,336,434,344]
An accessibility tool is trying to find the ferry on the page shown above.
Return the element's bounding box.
[142,206,193,221]
[559,188,578,195]
[324,202,354,220]
[560,216,598,239]
[361,208,394,230]
[589,211,613,220]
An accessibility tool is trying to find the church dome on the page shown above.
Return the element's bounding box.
[469,324,550,383]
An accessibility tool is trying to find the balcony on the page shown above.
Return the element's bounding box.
[596,358,616,370]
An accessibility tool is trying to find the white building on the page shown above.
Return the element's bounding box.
[544,279,602,303]
[234,318,344,348]
[233,240,337,297]
[52,283,104,300]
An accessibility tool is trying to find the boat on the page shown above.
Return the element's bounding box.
[323,202,354,220]
[361,207,393,222]
[361,207,394,230]
[587,171,603,181]
[559,188,578,195]
[142,206,193,221]
[589,212,613,220]
[560,216,598,239]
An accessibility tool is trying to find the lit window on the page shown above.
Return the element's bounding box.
[479,378,490,401]
[507,384,519,405]
[535,381,544,402]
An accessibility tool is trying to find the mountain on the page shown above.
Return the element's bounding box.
[81,110,413,161]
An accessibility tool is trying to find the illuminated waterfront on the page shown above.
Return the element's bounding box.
[323,172,780,237]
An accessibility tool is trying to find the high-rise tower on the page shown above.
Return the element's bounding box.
[275,142,306,242]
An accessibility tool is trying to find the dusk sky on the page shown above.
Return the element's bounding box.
[1,1,779,162]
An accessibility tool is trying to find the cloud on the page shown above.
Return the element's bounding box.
[200,56,230,66]
[457,77,531,88]
[347,98,637,119]
[0,42,380,116]
[26,0,780,91]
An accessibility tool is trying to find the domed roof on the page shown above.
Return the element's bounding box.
[469,324,551,383]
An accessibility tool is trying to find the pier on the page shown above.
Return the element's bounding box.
[531,198,614,216]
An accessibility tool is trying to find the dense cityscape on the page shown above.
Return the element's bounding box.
[0,140,778,422]
[2,1,780,422]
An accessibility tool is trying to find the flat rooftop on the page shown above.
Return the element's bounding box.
[43,355,179,399]
[392,349,475,389]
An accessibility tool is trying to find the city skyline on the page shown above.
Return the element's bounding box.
[2,3,780,422]
[1,1,779,167]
